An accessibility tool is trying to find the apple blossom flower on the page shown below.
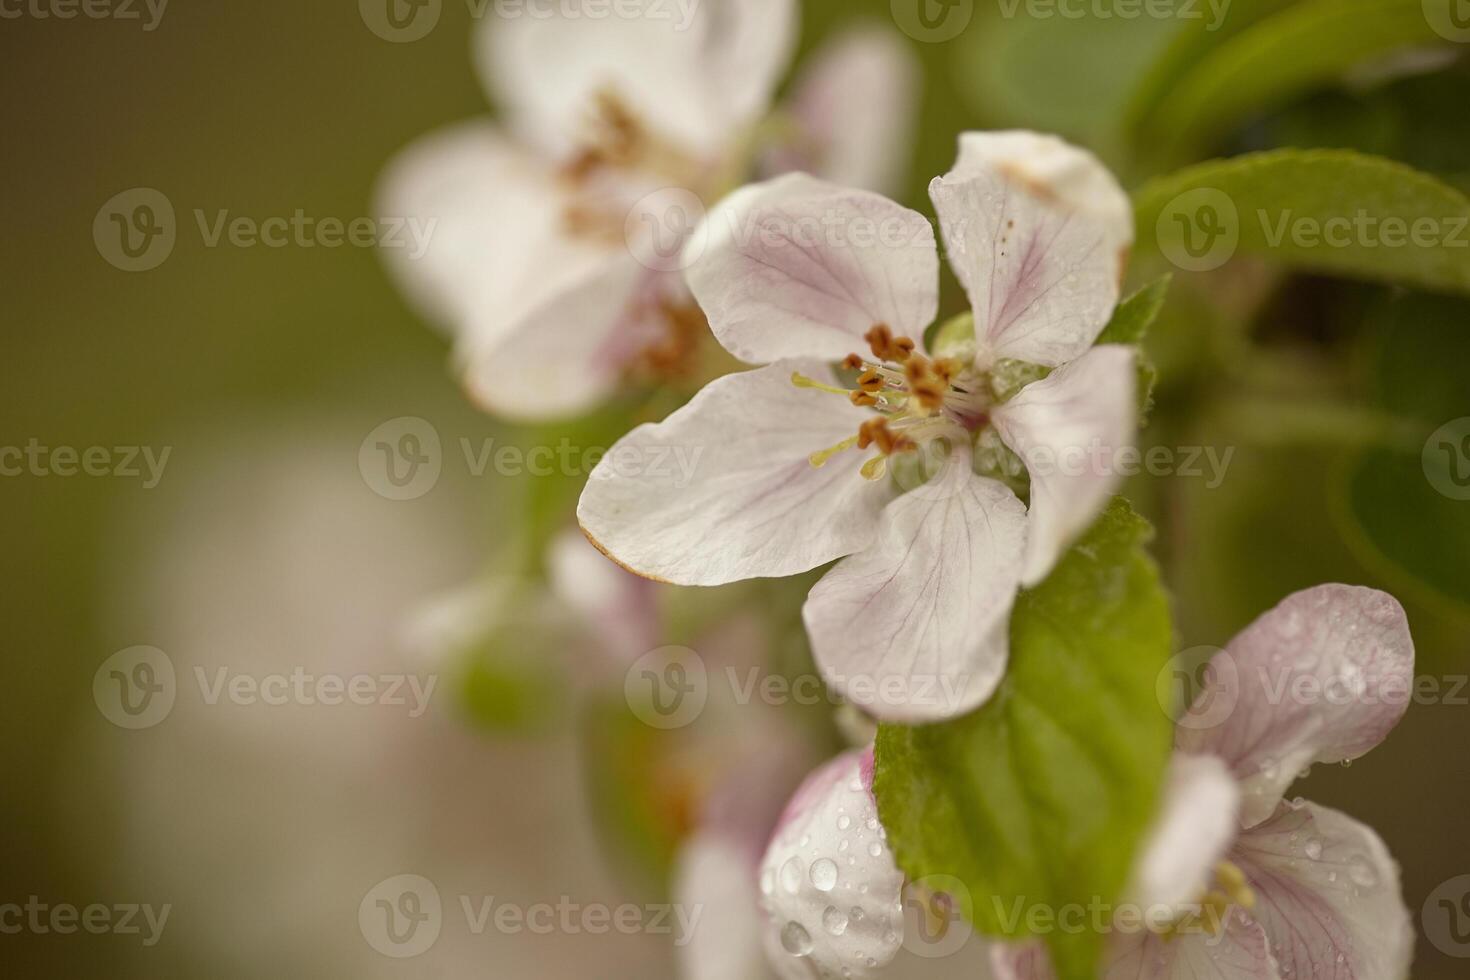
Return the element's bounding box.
[991,584,1418,980]
[578,131,1137,722]
[376,0,918,421]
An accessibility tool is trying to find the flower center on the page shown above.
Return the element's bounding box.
[796,324,992,480]
[1158,861,1257,940]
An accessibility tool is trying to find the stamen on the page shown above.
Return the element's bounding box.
[860,456,887,480]
[808,435,860,468]
[791,372,849,396]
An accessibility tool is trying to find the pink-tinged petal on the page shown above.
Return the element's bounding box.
[462,253,648,421]
[775,26,921,196]
[546,528,659,667]
[1232,800,1413,980]
[374,120,615,350]
[992,916,1281,980]
[687,173,941,364]
[1130,753,1241,921]
[803,446,1026,722]
[991,941,1058,980]
[1106,913,1281,980]
[759,749,905,980]
[675,831,779,980]
[929,131,1132,368]
[477,0,796,161]
[1175,586,1415,827]
[577,360,894,585]
[991,345,1137,587]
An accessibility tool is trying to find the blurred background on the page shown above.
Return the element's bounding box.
[3,0,1469,976]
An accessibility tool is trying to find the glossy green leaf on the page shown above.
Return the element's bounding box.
[874,499,1173,980]
[1134,149,1470,295]
[1138,0,1447,163]
[1335,292,1470,614]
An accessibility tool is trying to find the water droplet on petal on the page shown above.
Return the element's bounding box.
[823,906,849,936]
[781,921,813,957]
[780,857,804,894]
[1304,838,1323,860]
[1348,855,1379,887]
[868,841,884,858]
[837,814,852,831]
[811,858,839,892]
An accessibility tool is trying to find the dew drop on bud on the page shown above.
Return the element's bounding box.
[811,858,839,892]
[781,921,813,957]
[780,857,804,894]
[823,906,849,936]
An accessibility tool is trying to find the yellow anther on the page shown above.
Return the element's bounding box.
[860,455,888,480]
[1215,861,1256,910]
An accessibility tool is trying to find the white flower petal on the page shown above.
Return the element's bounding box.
[1107,914,1281,980]
[992,915,1281,980]
[477,0,796,161]
[1130,753,1241,920]
[577,360,894,585]
[375,120,615,350]
[460,256,651,421]
[687,173,941,364]
[1175,585,1415,827]
[546,528,659,667]
[676,831,779,980]
[777,26,920,195]
[1232,800,1413,980]
[929,131,1132,368]
[803,446,1026,722]
[991,345,1137,587]
[758,749,905,980]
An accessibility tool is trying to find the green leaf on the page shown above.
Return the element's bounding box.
[1099,275,1172,345]
[1124,0,1300,140]
[1134,149,1470,295]
[1100,275,1172,419]
[1136,0,1447,164]
[874,499,1174,980]
[955,9,1178,164]
[1334,291,1470,615]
